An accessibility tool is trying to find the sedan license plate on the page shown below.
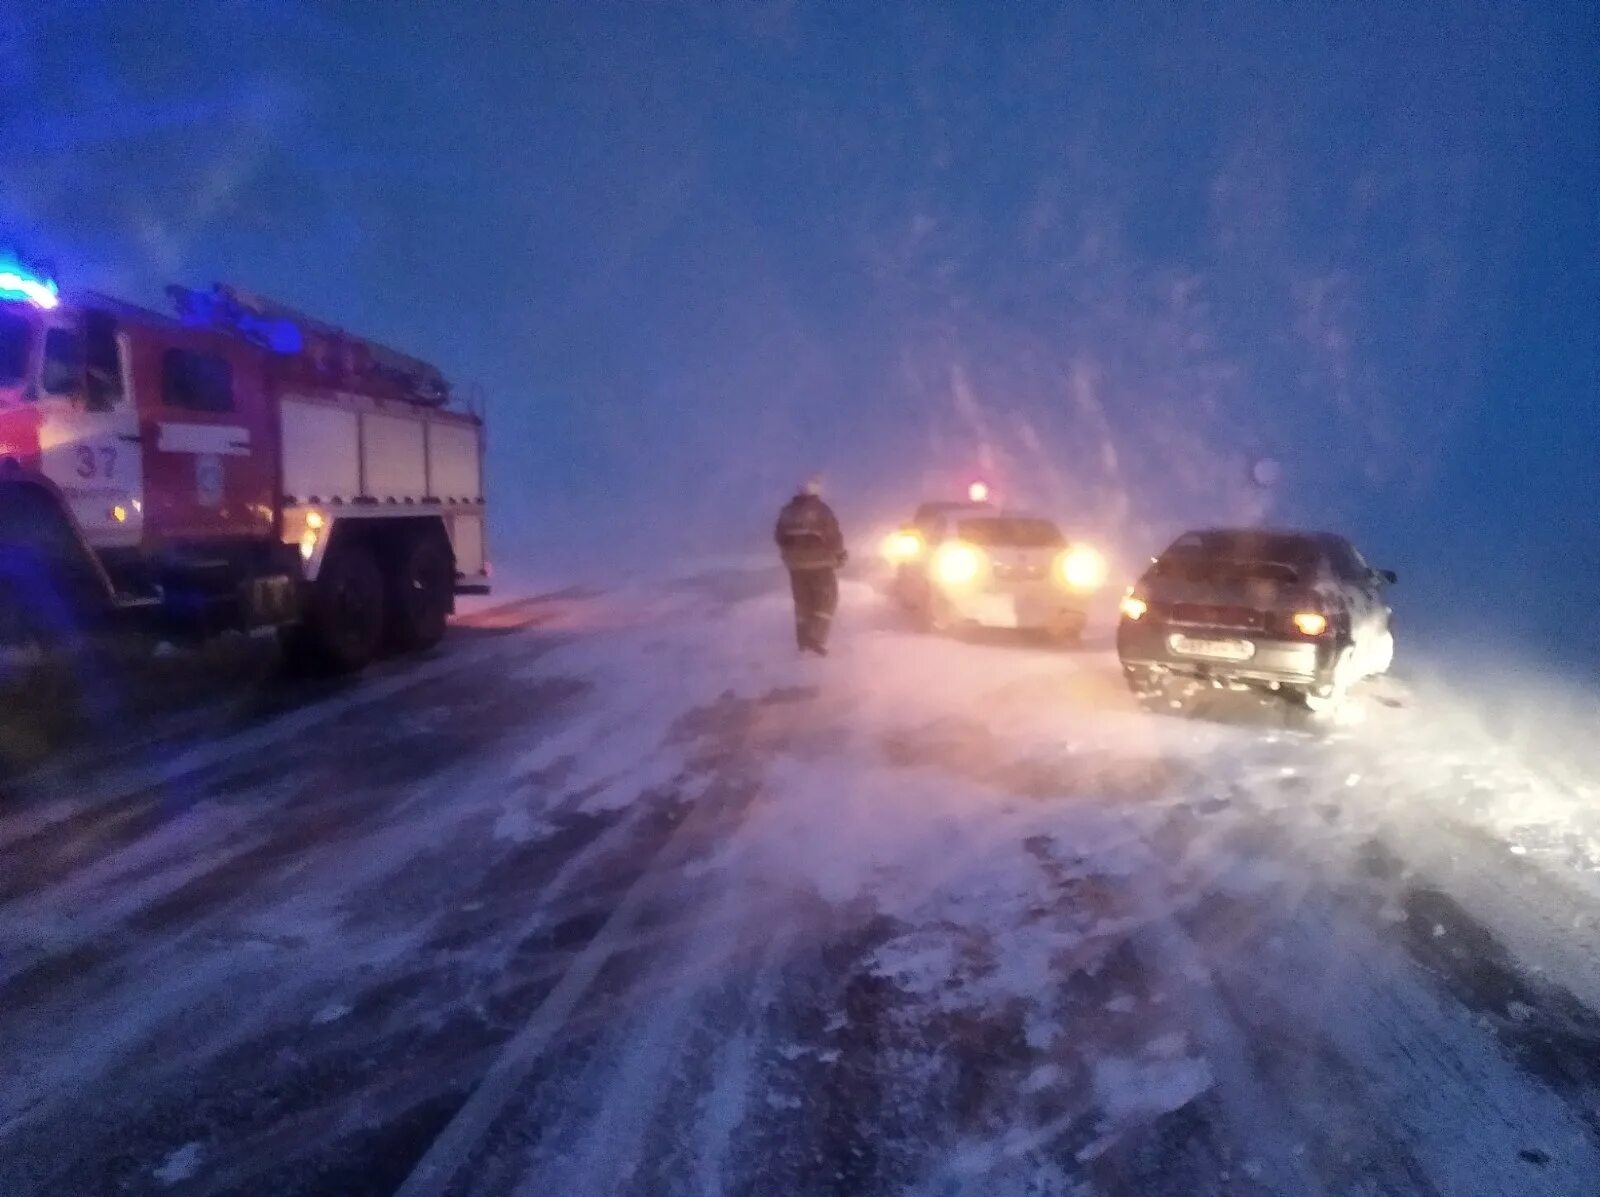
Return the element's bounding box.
[973,593,1018,628]
[1168,633,1255,662]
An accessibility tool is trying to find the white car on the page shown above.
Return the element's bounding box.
[883,504,1107,644]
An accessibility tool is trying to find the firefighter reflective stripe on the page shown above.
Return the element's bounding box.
[156,423,252,456]
[779,506,827,536]
[776,495,844,571]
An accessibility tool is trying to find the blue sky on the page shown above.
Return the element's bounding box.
[4,1,1597,667]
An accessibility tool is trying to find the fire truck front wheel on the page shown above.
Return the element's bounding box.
[290,541,386,674]
[0,556,103,756]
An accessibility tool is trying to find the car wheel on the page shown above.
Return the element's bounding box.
[1296,646,1357,718]
[1298,687,1343,715]
[912,592,954,634]
[902,596,930,632]
[1367,627,1395,676]
[1123,665,1173,714]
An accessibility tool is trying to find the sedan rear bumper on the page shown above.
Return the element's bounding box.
[1117,620,1341,689]
[894,575,1088,632]
[950,586,1087,631]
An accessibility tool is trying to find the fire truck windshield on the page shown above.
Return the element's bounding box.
[0,309,29,385]
[42,328,84,395]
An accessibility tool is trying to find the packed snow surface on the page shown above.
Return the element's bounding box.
[2,569,1599,1196]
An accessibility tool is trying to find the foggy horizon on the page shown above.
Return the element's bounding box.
[5,1,1596,669]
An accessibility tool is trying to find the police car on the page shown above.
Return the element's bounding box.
[1117,527,1396,714]
[882,489,1108,643]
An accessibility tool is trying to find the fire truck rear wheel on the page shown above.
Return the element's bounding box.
[296,541,386,674]
[386,531,453,652]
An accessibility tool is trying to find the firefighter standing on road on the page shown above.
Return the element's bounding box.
[774,478,847,656]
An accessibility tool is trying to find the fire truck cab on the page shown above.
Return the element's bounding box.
[0,252,489,677]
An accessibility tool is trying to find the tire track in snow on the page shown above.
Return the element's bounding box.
[392,677,790,1197]
[0,666,583,1006]
[12,575,1599,1195]
[1170,724,1600,1179]
[6,595,787,1190]
[505,897,792,1197]
[39,795,698,1197]
[688,932,791,1197]
[0,739,702,1193]
[1108,750,1600,1197]
[391,804,706,1197]
[0,669,591,1139]
[0,596,575,853]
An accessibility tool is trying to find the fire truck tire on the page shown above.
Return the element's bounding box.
[386,531,453,652]
[0,565,94,757]
[293,541,386,674]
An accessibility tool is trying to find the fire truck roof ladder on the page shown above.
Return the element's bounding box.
[167,282,452,407]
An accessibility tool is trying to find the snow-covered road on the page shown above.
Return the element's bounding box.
[3,570,1600,1196]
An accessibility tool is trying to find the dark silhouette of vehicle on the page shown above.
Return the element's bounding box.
[1117,528,1396,715]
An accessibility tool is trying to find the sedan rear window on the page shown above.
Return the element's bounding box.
[0,310,30,385]
[1153,530,1326,585]
[1162,531,1323,568]
[956,518,1065,548]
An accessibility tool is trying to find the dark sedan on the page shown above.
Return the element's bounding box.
[1117,528,1396,715]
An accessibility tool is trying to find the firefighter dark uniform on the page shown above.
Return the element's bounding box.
[774,490,846,654]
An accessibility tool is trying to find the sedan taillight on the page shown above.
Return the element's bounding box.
[1291,611,1328,636]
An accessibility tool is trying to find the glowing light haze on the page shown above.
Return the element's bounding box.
[3,2,1596,667]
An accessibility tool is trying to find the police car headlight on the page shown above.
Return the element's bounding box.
[1057,544,1107,591]
[881,529,924,564]
[933,542,984,587]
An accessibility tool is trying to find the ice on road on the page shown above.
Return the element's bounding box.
[2,571,1600,1196]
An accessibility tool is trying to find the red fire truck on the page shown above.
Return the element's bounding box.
[0,253,489,678]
